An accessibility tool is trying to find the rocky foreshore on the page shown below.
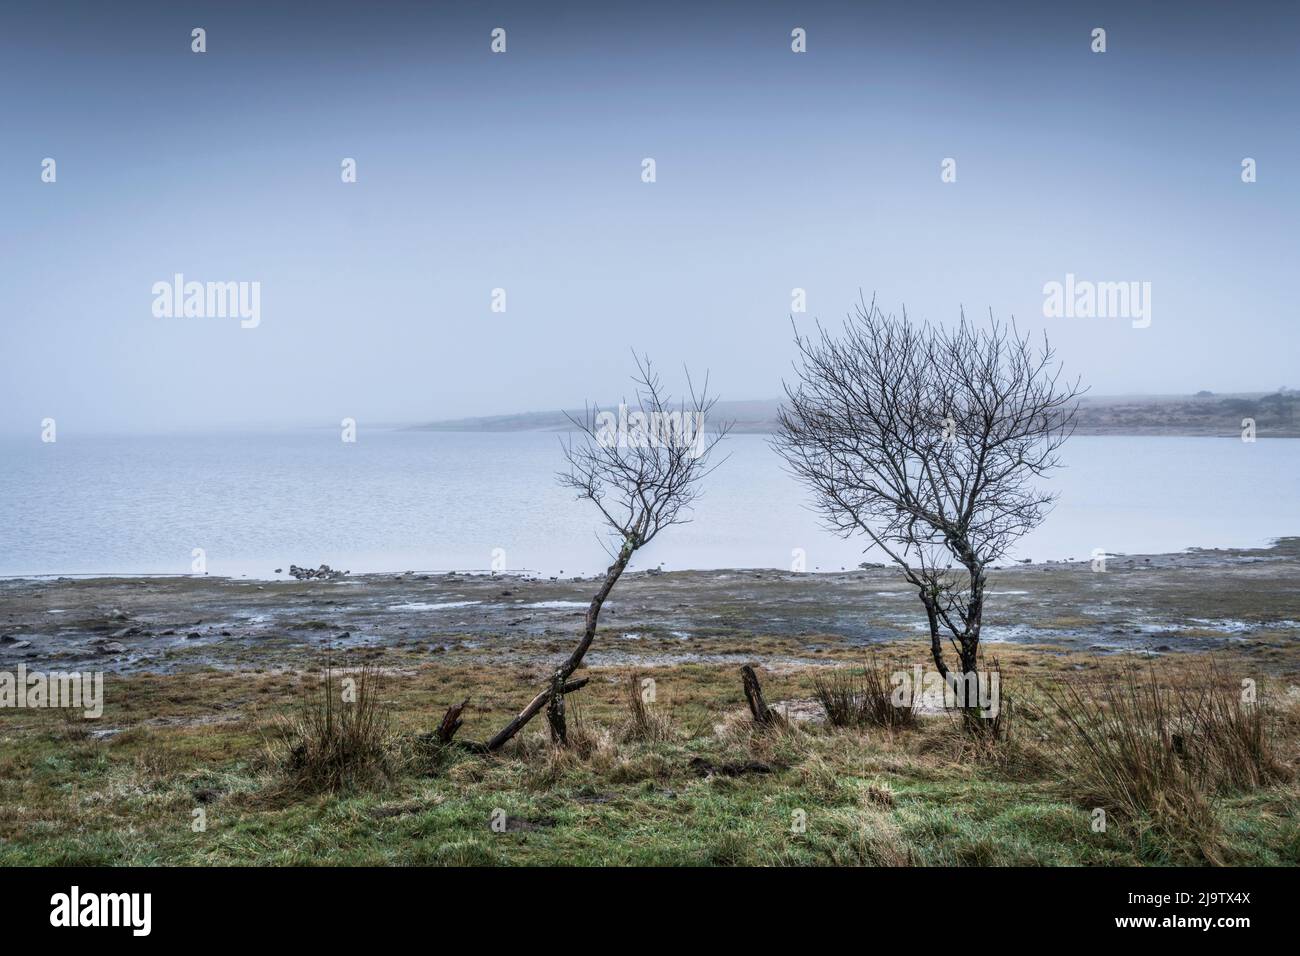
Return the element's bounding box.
[1,538,1297,676]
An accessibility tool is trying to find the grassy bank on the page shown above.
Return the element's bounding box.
[2,645,1296,866]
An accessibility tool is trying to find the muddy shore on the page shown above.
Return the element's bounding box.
[2,538,1297,676]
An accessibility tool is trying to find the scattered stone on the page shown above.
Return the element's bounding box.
[186,632,201,639]
[99,642,127,654]
[288,564,349,581]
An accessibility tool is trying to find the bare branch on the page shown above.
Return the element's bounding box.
[773,293,1084,687]
[486,356,731,750]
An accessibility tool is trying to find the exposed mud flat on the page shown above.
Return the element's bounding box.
[1,538,1297,676]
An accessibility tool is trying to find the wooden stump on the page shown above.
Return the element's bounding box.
[436,699,469,744]
[742,664,780,727]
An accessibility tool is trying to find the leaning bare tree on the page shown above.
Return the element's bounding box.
[480,355,730,750]
[773,295,1082,718]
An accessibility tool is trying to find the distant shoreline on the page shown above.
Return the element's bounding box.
[408,391,1300,438]
[4,536,1296,585]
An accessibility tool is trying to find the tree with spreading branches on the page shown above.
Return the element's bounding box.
[480,355,730,750]
[773,295,1083,718]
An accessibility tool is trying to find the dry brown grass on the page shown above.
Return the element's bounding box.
[1043,661,1293,862]
[812,653,918,731]
[1184,660,1290,792]
[618,672,676,743]
[271,664,395,793]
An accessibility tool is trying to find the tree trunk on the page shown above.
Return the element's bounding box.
[960,566,985,725]
[484,544,632,752]
[922,598,950,680]
[546,674,567,745]
[959,633,984,729]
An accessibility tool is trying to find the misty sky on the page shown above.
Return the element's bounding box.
[1,0,1296,434]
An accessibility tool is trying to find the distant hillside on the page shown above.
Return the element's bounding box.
[409,391,1300,437]
[408,400,780,435]
[1070,391,1300,436]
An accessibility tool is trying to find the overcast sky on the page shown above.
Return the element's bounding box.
[1,0,1296,434]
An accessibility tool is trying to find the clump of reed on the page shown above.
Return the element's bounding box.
[273,663,394,793]
[812,652,918,731]
[1047,660,1288,861]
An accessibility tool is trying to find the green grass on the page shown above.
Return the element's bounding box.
[1,653,1296,866]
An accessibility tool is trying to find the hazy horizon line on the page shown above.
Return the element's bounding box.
[4,386,1296,439]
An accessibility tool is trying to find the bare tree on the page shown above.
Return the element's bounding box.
[483,355,730,750]
[773,296,1083,716]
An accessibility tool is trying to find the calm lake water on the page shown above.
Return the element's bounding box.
[1,432,1297,578]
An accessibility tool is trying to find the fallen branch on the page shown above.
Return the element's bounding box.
[485,677,591,752]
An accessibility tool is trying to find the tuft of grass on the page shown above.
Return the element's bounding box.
[619,672,675,743]
[717,707,810,770]
[271,664,394,794]
[812,669,861,728]
[817,806,912,866]
[1047,666,1222,861]
[1183,660,1289,792]
[862,777,896,808]
[813,653,917,731]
